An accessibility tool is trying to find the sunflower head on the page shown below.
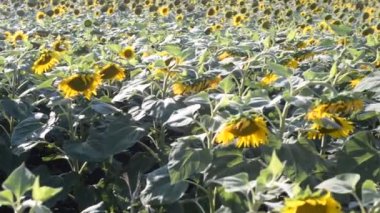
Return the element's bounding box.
[282,192,341,213]
[207,7,217,17]
[36,11,46,21]
[261,73,278,86]
[307,115,354,140]
[12,31,28,44]
[119,46,135,59]
[97,63,126,81]
[52,36,70,52]
[216,115,269,148]
[58,73,102,100]
[158,5,170,16]
[32,49,60,75]
[232,13,245,27]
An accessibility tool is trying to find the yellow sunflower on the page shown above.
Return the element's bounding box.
[52,36,70,53]
[119,46,135,60]
[215,115,269,148]
[158,5,170,17]
[350,78,362,88]
[58,73,102,100]
[4,31,12,43]
[232,14,245,27]
[97,63,126,81]
[282,192,342,213]
[287,59,299,69]
[36,11,46,22]
[172,75,221,95]
[12,31,28,44]
[307,115,354,140]
[261,73,278,86]
[32,49,60,75]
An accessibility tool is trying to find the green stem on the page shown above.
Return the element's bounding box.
[319,136,326,156]
[352,192,366,213]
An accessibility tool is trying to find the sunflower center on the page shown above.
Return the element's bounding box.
[296,202,326,213]
[123,49,133,58]
[100,65,120,79]
[15,35,23,41]
[37,54,53,65]
[67,76,91,91]
[230,118,258,136]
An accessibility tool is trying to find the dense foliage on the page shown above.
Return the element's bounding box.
[0,0,380,212]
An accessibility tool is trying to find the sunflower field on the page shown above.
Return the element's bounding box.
[1,0,380,212]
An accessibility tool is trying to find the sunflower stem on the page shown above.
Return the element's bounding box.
[351,192,366,213]
[319,136,326,156]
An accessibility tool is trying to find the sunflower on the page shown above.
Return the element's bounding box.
[261,73,278,86]
[282,192,341,213]
[307,115,354,140]
[58,73,102,100]
[215,115,269,148]
[52,36,70,53]
[97,63,126,81]
[12,31,28,44]
[287,59,299,69]
[172,75,221,95]
[36,11,46,21]
[32,49,60,75]
[158,5,170,16]
[232,14,245,27]
[4,31,12,43]
[119,46,135,59]
[176,14,184,21]
[106,6,115,15]
[206,7,217,17]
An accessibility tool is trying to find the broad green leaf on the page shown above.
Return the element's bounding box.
[286,29,297,41]
[267,62,292,77]
[64,117,146,162]
[316,173,360,194]
[140,166,188,205]
[11,114,45,146]
[163,44,182,56]
[0,190,14,206]
[81,202,105,213]
[168,139,212,183]
[32,177,62,202]
[337,131,380,181]
[90,101,121,115]
[362,179,380,206]
[164,104,201,127]
[267,151,284,178]
[212,173,254,193]
[219,75,235,93]
[2,163,35,200]
[107,44,122,53]
[330,24,352,36]
[30,204,52,213]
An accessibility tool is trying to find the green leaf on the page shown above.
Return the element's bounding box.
[11,115,45,146]
[286,29,297,41]
[107,44,121,54]
[32,176,62,202]
[64,117,146,162]
[267,151,284,178]
[354,72,380,93]
[140,166,188,205]
[2,163,35,200]
[168,139,212,183]
[163,44,182,56]
[219,75,235,93]
[330,24,353,36]
[316,173,360,194]
[362,179,380,206]
[30,204,52,213]
[0,190,14,206]
[267,62,292,77]
[337,131,380,181]
[164,104,201,127]
[212,173,254,193]
[90,101,121,115]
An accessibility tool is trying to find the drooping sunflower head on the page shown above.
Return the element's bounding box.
[282,192,341,213]
[216,115,269,148]
[32,49,60,75]
[107,6,115,15]
[158,5,170,16]
[52,36,70,52]
[307,115,354,140]
[172,75,221,96]
[58,73,102,100]
[97,63,126,81]
[119,46,135,59]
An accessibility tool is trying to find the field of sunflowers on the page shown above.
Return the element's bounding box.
[0,0,380,212]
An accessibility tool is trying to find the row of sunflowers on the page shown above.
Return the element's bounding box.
[0,0,380,212]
